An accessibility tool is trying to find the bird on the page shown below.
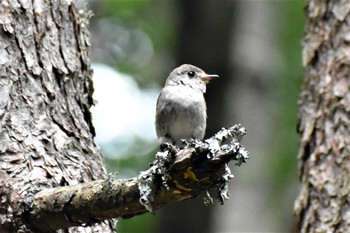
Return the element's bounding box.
[155,64,218,146]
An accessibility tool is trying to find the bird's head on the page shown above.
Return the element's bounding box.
[165,64,218,93]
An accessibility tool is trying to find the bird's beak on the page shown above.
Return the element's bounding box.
[200,73,219,81]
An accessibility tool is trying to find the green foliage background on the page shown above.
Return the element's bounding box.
[89,0,305,232]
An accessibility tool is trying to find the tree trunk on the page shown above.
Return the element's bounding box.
[295,1,350,232]
[0,1,115,232]
[0,1,250,232]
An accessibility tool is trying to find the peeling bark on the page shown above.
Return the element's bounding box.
[295,0,350,232]
[0,0,114,232]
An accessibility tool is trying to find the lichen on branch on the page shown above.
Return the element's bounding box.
[23,125,249,232]
[138,124,249,212]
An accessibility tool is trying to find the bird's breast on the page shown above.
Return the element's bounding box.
[156,85,207,141]
[161,85,206,110]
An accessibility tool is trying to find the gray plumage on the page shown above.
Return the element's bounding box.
[155,64,218,146]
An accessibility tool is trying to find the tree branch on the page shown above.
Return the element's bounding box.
[23,125,249,232]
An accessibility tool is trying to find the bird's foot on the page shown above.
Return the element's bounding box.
[160,142,179,154]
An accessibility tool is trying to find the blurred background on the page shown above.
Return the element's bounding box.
[85,0,304,232]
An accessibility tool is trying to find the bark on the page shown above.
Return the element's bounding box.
[0,0,114,232]
[0,1,250,232]
[22,125,248,232]
[295,1,350,232]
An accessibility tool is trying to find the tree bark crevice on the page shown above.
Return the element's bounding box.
[0,1,112,232]
[0,1,250,232]
[22,125,248,232]
[295,1,350,232]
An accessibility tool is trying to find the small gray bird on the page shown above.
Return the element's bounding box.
[155,64,218,146]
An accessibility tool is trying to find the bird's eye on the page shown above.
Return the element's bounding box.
[187,71,195,77]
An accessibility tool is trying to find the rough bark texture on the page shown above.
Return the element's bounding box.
[295,1,350,232]
[0,2,250,232]
[22,125,248,232]
[0,0,115,232]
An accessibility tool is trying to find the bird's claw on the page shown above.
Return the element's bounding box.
[160,142,179,154]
